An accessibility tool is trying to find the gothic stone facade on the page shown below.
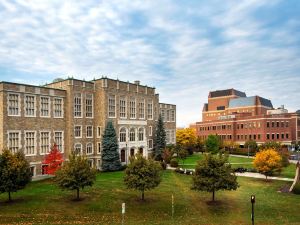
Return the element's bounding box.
[0,78,176,176]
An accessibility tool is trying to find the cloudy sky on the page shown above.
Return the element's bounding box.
[0,0,300,127]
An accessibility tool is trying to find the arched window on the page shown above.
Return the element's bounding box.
[119,127,126,142]
[121,149,126,162]
[86,143,93,155]
[138,128,144,141]
[139,147,143,155]
[74,143,82,155]
[130,128,135,142]
[130,148,135,156]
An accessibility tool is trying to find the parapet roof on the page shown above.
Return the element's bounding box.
[209,89,246,98]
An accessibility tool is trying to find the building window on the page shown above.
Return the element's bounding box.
[97,126,102,138]
[40,96,50,117]
[147,100,153,120]
[25,131,36,156]
[276,121,280,127]
[8,131,21,153]
[86,143,93,155]
[30,166,36,177]
[119,97,127,118]
[86,94,93,118]
[272,133,275,140]
[54,131,64,152]
[97,142,101,154]
[166,130,170,144]
[129,97,136,119]
[272,122,275,128]
[171,130,176,143]
[281,121,284,127]
[286,133,289,139]
[138,99,145,119]
[267,122,270,128]
[40,131,50,155]
[166,110,170,122]
[129,128,135,142]
[88,160,93,168]
[267,133,270,140]
[74,93,82,117]
[161,109,165,121]
[120,127,127,142]
[121,149,126,162]
[281,133,284,139]
[138,128,144,141]
[108,95,116,118]
[74,143,82,155]
[54,98,63,118]
[258,134,261,140]
[149,126,152,136]
[148,139,153,149]
[171,110,175,122]
[8,93,20,116]
[86,126,93,138]
[74,126,82,138]
[286,121,289,127]
[276,133,279,139]
[25,95,36,117]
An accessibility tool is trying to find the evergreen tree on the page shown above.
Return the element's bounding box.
[101,121,122,171]
[154,114,166,160]
[191,154,238,202]
[55,153,96,200]
[0,149,32,201]
[42,144,64,175]
[124,154,162,200]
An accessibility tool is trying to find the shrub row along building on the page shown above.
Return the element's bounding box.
[0,78,176,176]
[191,89,300,146]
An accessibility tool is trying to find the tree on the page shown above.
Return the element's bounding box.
[253,149,282,180]
[55,153,96,200]
[162,148,173,164]
[191,154,238,202]
[178,149,188,166]
[0,149,32,201]
[124,154,162,200]
[205,135,221,154]
[42,144,64,175]
[259,142,289,168]
[259,141,281,151]
[101,121,122,171]
[176,128,197,154]
[195,137,205,153]
[244,140,258,152]
[154,114,166,161]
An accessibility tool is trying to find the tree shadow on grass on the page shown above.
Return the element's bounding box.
[0,197,26,205]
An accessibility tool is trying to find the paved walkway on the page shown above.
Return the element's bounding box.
[167,166,294,182]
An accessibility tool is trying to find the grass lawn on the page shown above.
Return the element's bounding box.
[0,171,300,225]
[179,153,297,179]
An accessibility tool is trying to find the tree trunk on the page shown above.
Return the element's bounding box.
[76,188,80,200]
[265,175,268,181]
[8,191,11,202]
[141,190,145,201]
[212,190,215,202]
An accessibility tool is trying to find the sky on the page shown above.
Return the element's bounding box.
[0,0,300,127]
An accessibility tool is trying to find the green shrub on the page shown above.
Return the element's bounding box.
[292,182,300,195]
[170,158,179,168]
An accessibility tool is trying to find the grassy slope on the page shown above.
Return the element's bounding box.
[179,154,296,178]
[0,171,300,225]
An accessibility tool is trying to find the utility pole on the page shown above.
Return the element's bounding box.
[251,195,255,225]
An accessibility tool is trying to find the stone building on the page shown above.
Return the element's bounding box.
[0,77,176,176]
[191,88,300,146]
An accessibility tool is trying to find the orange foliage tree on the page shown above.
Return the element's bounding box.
[42,144,64,175]
[253,149,282,180]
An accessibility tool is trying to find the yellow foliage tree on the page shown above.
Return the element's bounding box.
[176,128,197,150]
[253,149,282,180]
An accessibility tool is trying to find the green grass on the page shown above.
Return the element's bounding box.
[0,171,299,225]
[179,153,296,179]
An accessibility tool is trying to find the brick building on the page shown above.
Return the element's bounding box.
[0,77,176,176]
[191,89,300,146]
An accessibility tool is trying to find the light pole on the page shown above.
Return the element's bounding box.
[251,195,255,225]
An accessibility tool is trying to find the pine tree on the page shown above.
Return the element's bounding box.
[42,144,64,175]
[0,149,32,201]
[191,154,238,202]
[154,114,166,161]
[55,153,96,200]
[124,154,162,200]
[101,121,122,171]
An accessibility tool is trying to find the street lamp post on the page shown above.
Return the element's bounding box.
[251,195,255,225]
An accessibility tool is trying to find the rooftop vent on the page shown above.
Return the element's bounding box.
[134,80,140,85]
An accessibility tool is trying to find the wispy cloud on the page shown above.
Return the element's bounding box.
[0,0,299,126]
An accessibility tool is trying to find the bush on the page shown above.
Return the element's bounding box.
[233,167,247,173]
[170,158,179,168]
[228,148,256,156]
[160,161,167,170]
[292,182,300,195]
